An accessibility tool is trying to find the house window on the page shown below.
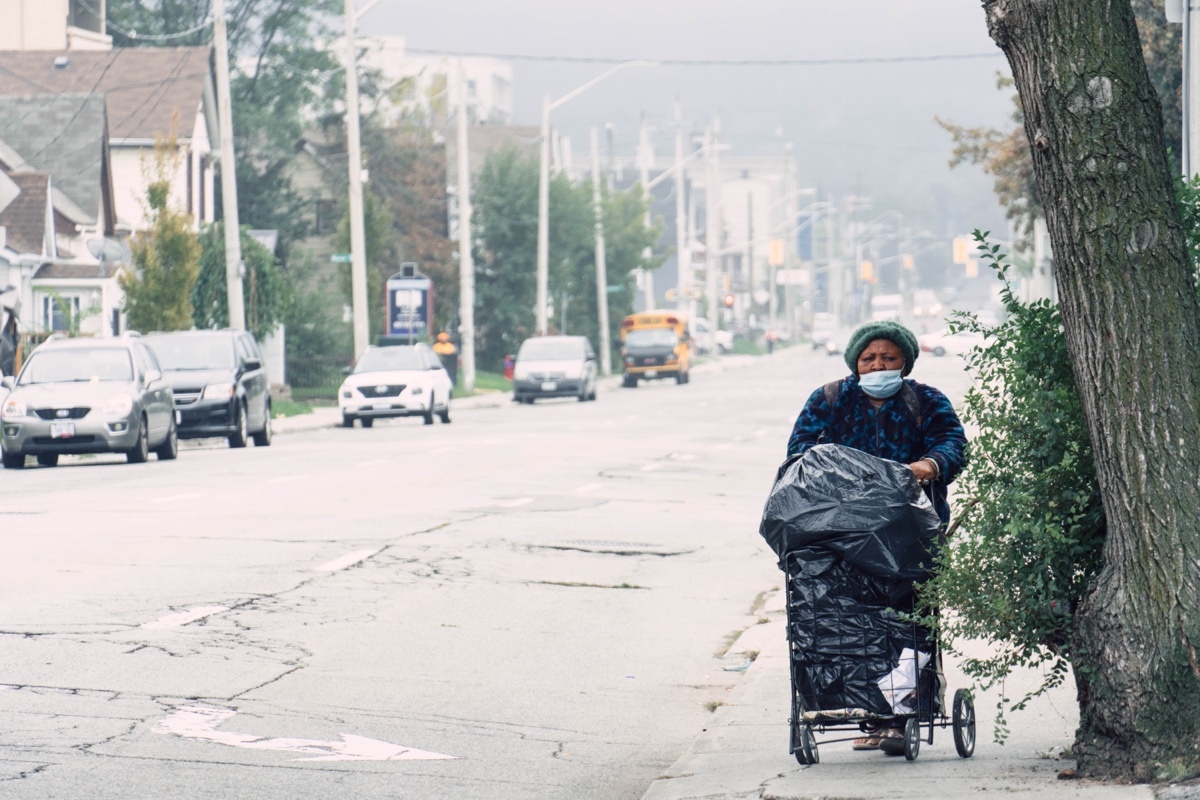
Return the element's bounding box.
[315,199,335,236]
[42,295,81,332]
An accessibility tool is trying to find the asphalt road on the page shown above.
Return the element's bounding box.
[0,346,883,799]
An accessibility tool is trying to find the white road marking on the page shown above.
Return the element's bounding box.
[141,606,229,630]
[640,463,663,472]
[357,458,387,467]
[714,443,733,451]
[315,549,379,572]
[268,474,307,484]
[149,492,205,504]
[574,482,602,493]
[496,497,534,508]
[155,706,457,762]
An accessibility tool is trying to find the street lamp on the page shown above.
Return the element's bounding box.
[536,61,655,335]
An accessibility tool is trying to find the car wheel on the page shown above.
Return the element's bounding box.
[423,395,435,425]
[2,449,25,469]
[228,403,248,448]
[360,418,374,428]
[342,414,356,428]
[439,399,451,423]
[155,420,179,461]
[127,417,149,463]
[933,346,946,357]
[252,407,273,447]
[36,453,59,467]
[622,374,637,388]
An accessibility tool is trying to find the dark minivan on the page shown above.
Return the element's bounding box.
[145,330,272,447]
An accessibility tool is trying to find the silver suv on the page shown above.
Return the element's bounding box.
[0,333,178,468]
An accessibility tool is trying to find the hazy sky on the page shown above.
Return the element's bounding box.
[366,0,1015,234]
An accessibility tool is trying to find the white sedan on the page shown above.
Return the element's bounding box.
[338,344,453,428]
[918,328,986,357]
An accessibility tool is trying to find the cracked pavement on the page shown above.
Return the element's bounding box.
[0,354,787,799]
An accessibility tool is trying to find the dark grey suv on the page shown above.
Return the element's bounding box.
[144,330,271,448]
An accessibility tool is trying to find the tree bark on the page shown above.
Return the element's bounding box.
[983,0,1200,782]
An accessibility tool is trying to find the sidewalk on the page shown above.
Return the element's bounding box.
[639,586,1157,800]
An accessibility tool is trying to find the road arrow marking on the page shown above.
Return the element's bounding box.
[155,706,457,762]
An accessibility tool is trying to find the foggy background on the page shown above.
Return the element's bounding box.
[368,0,1014,237]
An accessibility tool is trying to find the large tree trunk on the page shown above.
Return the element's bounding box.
[983,0,1200,782]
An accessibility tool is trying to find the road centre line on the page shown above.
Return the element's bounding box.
[574,482,602,493]
[149,492,206,504]
[640,463,663,472]
[315,549,380,573]
[141,605,229,630]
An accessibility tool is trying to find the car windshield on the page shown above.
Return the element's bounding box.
[19,348,133,385]
[518,339,583,360]
[354,347,426,373]
[146,335,236,370]
[626,329,678,348]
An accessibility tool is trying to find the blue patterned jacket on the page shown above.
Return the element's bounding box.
[785,375,968,524]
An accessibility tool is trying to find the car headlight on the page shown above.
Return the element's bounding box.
[341,389,352,399]
[203,382,234,400]
[513,366,528,380]
[102,394,135,415]
[1,396,28,420]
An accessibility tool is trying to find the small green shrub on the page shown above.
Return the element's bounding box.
[923,231,1105,732]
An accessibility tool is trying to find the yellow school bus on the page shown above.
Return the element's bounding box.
[619,311,691,387]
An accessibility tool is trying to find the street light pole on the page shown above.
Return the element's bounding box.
[535,61,655,335]
[456,60,476,393]
[343,0,370,360]
[212,0,245,331]
[590,128,612,376]
[674,100,688,313]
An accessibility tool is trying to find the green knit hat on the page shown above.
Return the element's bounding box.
[843,320,919,376]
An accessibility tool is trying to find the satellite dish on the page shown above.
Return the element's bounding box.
[86,237,131,276]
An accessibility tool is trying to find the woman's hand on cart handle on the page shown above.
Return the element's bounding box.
[908,458,938,485]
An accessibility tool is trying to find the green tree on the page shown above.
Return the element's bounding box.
[192,223,289,341]
[333,190,394,340]
[980,0,1200,781]
[120,140,202,333]
[108,0,341,250]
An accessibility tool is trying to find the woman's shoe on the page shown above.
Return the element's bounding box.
[878,728,906,755]
[852,736,881,750]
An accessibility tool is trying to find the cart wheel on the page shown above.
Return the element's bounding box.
[800,723,819,765]
[903,717,920,761]
[953,689,976,758]
[790,712,806,765]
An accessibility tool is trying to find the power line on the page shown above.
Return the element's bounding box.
[403,47,1004,67]
[77,0,213,42]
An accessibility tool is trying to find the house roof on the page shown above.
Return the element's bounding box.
[0,94,108,226]
[0,170,51,255]
[0,47,212,142]
[33,261,121,280]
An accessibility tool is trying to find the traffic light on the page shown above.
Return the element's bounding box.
[723,293,735,308]
[768,239,785,267]
[859,260,875,282]
[902,254,915,270]
[952,236,971,265]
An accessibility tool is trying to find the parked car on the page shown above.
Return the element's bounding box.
[512,335,597,403]
[693,318,732,355]
[918,328,986,357]
[0,333,178,468]
[810,313,837,349]
[144,330,271,448]
[338,343,452,427]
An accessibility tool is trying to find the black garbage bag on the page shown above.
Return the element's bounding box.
[759,444,942,579]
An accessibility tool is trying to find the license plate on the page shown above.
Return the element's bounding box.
[644,370,658,378]
[541,382,557,392]
[50,421,75,439]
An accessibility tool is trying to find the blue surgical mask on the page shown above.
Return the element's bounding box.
[859,369,903,399]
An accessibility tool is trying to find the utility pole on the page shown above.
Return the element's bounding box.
[638,117,654,310]
[704,124,721,342]
[536,95,552,335]
[456,60,475,393]
[590,128,612,376]
[674,100,687,313]
[343,0,370,359]
[212,0,245,330]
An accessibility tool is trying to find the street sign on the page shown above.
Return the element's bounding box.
[331,253,351,264]
[606,285,623,294]
[386,269,433,340]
